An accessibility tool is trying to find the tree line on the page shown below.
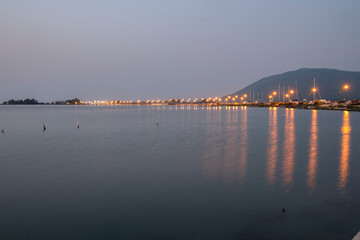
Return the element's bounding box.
[2,98,80,105]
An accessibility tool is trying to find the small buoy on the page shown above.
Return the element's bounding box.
[77,121,80,129]
[282,208,285,213]
[42,123,46,131]
[156,120,159,126]
[1,128,4,134]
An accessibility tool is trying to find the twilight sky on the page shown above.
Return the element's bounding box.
[1,0,359,102]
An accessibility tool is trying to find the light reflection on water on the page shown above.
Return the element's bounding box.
[0,105,359,239]
[200,106,358,197]
[282,108,295,191]
[339,111,351,192]
[266,107,278,185]
[201,107,356,196]
[238,106,247,183]
[198,105,357,196]
[223,106,238,183]
[307,109,318,192]
[203,109,218,181]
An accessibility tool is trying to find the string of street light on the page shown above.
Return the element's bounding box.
[80,84,350,105]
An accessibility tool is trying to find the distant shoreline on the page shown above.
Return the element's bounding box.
[2,102,359,112]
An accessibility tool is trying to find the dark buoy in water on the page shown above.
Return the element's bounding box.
[282,208,285,213]
[156,120,159,126]
[77,121,80,129]
[1,128,4,134]
[42,123,46,131]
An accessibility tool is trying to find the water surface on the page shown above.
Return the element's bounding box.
[0,105,359,239]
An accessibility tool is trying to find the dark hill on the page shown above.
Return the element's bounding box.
[228,68,360,101]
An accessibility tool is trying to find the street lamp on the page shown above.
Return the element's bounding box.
[342,84,349,100]
[312,88,317,102]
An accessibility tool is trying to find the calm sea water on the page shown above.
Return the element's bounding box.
[0,105,359,240]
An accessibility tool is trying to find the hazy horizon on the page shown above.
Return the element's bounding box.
[1,0,359,102]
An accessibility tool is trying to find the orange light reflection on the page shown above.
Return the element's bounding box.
[282,108,295,191]
[338,111,351,192]
[266,107,278,185]
[307,110,318,193]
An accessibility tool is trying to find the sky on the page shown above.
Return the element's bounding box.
[0,0,359,102]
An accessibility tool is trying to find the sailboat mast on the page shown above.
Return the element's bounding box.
[278,84,281,102]
[313,77,316,101]
[295,80,299,100]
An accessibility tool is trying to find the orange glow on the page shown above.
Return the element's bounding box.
[244,94,247,98]
[339,111,351,192]
[269,95,272,99]
[290,90,294,94]
[312,88,317,92]
[241,97,244,100]
[266,107,278,185]
[235,95,238,98]
[344,85,349,89]
[307,110,318,193]
[273,91,277,95]
[228,96,231,98]
[285,94,289,98]
[282,108,295,191]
